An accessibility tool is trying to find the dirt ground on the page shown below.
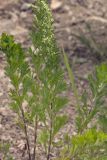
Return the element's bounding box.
[0,0,107,159]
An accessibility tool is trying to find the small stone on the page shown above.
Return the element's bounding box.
[21,3,31,11]
[50,0,62,10]
[0,92,3,96]
[20,12,27,18]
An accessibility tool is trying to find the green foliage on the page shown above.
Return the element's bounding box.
[0,0,107,160]
[89,63,107,132]
[58,129,107,160]
[0,141,14,160]
[29,1,68,158]
[0,0,67,159]
[61,51,107,160]
[64,52,107,133]
[77,63,107,133]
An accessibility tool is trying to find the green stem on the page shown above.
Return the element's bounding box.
[17,90,31,160]
[47,103,53,160]
[32,116,38,160]
[63,51,80,110]
[20,107,31,160]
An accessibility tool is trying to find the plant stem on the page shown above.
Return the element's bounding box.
[20,107,31,160]
[63,51,80,109]
[17,88,31,160]
[47,103,53,160]
[32,116,38,160]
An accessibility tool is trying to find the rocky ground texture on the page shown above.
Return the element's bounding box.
[0,0,107,159]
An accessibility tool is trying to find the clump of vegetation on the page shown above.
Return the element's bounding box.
[57,129,107,160]
[0,0,67,159]
[0,0,107,160]
[0,141,13,160]
[64,53,107,133]
[73,24,107,60]
[60,53,107,160]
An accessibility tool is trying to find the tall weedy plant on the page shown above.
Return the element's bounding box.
[29,0,68,159]
[0,0,68,160]
[64,52,107,134]
[58,52,107,160]
[1,0,107,160]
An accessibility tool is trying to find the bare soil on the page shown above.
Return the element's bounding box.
[0,0,107,159]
